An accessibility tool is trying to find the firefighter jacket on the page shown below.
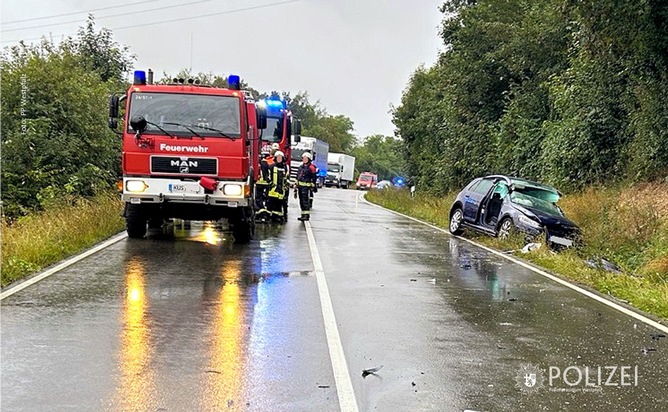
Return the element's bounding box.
[257,158,270,186]
[296,161,318,188]
[268,161,288,199]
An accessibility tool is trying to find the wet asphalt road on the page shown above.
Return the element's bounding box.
[2,188,667,412]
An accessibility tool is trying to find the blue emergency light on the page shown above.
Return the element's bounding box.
[133,70,147,85]
[228,74,241,90]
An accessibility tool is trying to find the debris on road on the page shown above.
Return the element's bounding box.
[641,348,657,355]
[362,365,384,378]
[520,243,542,253]
[317,385,330,389]
[651,333,666,341]
[585,257,623,274]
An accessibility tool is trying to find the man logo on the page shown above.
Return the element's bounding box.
[170,158,198,173]
[515,363,544,393]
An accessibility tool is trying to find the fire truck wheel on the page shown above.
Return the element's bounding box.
[126,217,147,238]
[232,217,254,244]
[126,206,147,238]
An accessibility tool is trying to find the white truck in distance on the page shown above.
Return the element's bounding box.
[325,153,355,188]
[290,136,329,187]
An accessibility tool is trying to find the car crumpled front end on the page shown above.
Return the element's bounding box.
[510,205,580,248]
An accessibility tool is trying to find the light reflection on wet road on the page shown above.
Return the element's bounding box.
[1,190,667,411]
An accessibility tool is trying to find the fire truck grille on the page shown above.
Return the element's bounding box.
[151,156,217,175]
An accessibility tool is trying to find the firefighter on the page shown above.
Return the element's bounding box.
[294,151,318,221]
[270,142,280,156]
[255,146,272,222]
[267,151,289,222]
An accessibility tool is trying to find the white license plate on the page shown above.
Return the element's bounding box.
[168,182,201,194]
[550,236,573,247]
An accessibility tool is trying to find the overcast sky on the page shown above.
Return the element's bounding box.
[2,0,444,138]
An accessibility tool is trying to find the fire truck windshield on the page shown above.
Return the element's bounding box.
[262,117,283,143]
[127,92,241,137]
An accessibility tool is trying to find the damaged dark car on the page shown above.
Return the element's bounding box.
[448,175,580,248]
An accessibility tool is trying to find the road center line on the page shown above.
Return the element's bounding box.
[361,193,668,335]
[304,221,359,412]
[0,232,128,301]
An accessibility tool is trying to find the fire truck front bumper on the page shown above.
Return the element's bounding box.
[121,177,251,207]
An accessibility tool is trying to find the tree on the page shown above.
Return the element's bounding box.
[1,20,134,219]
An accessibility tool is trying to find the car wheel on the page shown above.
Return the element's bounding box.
[449,208,464,235]
[497,217,514,238]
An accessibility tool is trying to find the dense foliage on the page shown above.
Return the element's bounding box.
[393,0,668,193]
[1,18,133,220]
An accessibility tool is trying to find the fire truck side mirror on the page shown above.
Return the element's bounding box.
[130,116,148,133]
[292,119,302,143]
[108,95,119,129]
[256,106,267,129]
[292,119,302,136]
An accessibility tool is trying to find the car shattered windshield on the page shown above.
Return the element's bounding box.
[128,92,241,137]
[510,190,563,216]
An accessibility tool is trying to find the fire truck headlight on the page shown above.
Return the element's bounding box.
[222,184,243,196]
[126,180,148,193]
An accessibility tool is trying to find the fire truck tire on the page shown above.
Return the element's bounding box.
[232,209,255,244]
[125,206,147,238]
[126,217,147,238]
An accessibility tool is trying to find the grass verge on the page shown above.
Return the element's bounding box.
[1,194,125,287]
[367,185,668,320]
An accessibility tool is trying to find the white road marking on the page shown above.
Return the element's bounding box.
[1,232,128,300]
[304,221,359,412]
[361,194,668,334]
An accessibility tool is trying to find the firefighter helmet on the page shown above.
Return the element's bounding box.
[275,151,285,158]
[271,143,280,150]
[302,151,312,160]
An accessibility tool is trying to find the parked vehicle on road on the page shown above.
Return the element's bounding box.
[108,71,267,243]
[375,180,393,189]
[356,172,378,190]
[448,175,579,247]
[325,153,355,188]
[290,136,329,188]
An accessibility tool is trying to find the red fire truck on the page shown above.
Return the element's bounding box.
[108,70,267,243]
[258,95,299,161]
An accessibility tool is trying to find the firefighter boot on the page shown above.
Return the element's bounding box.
[297,214,309,221]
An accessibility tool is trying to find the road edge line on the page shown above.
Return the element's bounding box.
[304,220,359,412]
[360,193,668,334]
[1,232,128,300]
